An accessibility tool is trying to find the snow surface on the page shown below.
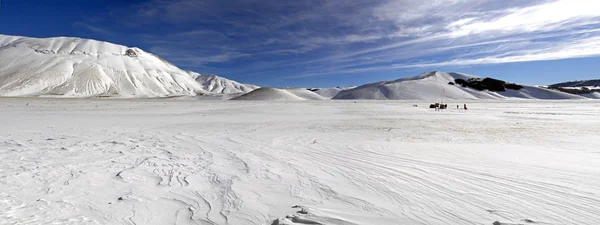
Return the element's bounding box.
[232,88,326,100]
[334,71,584,100]
[0,34,204,97]
[188,71,259,94]
[1,98,600,225]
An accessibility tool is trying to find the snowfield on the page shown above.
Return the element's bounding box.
[1,98,600,225]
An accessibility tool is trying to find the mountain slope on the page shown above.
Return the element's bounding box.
[187,71,258,94]
[334,71,584,100]
[0,34,204,97]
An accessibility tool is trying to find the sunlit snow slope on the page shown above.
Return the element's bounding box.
[334,71,584,100]
[188,71,258,94]
[0,34,204,97]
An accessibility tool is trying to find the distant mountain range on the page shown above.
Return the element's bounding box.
[0,34,597,100]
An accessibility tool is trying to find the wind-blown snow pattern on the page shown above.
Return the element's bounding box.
[0,34,204,97]
[232,87,326,100]
[2,99,600,225]
[188,71,259,94]
[334,71,584,100]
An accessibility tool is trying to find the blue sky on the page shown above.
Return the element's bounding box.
[1,0,599,87]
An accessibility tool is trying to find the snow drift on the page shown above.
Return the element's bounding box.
[334,71,584,100]
[0,34,205,97]
[188,71,258,94]
[232,88,326,100]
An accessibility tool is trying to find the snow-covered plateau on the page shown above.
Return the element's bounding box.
[1,98,599,225]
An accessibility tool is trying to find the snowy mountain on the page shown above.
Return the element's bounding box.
[0,34,205,97]
[232,87,326,100]
[187,71,258,94]
[334,71,584,100]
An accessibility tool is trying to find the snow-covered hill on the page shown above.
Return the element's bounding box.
[188,71,258,94]
[334,71,584,100]
[582,92,600,99]
[308,87,356,99]
[546,79,600,98]
[550,79,600,88]
[0,34,204,97]
[232,88,326,100]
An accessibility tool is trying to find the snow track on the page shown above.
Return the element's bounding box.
[1,99,599,225]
